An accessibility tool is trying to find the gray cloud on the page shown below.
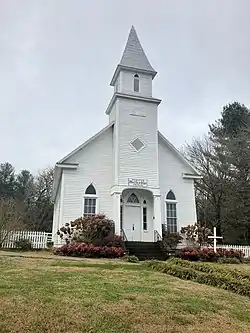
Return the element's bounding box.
[0,0,250,172]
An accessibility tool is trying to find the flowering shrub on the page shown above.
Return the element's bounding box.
[94,235,124,248]
[57,214,115,244]
[179,247,244,262]
[179,247,200,261]
[180,224,212,246]
[54,243,125,258]
[216,248,244,260]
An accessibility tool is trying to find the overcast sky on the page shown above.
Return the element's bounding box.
[0,0,250,173]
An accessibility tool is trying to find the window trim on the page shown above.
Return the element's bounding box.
[130,136,146,153]
[165,199,178,204]
[127,193,140,205]
[165,191,178,233]
[83,184,98,216]
[85,184,96,195]
[142,202,147,232]
[120,197,123,231]
[133,74,140,92]
[166,190,176,201]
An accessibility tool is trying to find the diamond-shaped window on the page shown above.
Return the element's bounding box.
[131,138,145,152]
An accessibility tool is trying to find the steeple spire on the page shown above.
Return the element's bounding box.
[119,26,156,72]
[110,26,157,86]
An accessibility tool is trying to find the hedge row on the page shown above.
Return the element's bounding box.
[145,259,250,297]
[54,243,125,258]
[170,258,250,280]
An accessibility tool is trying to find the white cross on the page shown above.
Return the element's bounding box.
[208,227,223,252]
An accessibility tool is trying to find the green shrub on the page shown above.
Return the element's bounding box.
[243,257,250,264]
[162,225,182,251]
[46,241,54,249]
[145,259,250,297]
[166,258,250,280]
[217,257,241,264]
[15,238,32,251]
[122,255,139,263]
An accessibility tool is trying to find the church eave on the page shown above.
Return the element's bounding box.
[110,64,157,86]
[56,163,79,169]
[106,93,161,115]
[158,131,200,176]
[182,173,203,180]
[57,122,115,164]
[52,166,62,201]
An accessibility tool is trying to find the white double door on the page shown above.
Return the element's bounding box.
[124,205,141,241]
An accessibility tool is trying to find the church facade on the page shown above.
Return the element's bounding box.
[52,26,200,245]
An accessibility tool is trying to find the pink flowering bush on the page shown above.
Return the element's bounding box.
[54,243,125,258]
[180,247,244,262]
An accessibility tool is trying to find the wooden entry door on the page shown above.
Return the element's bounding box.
[124,205,141,241]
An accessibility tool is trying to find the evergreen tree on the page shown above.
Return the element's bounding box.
[0,162,16,198]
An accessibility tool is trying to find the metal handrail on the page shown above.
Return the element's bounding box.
[154,230,162,242]
[121,229,128,242]
[154,229,173,260]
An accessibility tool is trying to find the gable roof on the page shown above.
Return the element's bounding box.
[158,131,200,176]
[57,122,114,164]
[52,122,114,200]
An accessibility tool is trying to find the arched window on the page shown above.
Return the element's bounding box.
[83,184,97,216]
[166,190,176,201]
[85,184,96,195]
[127,193,139,204]
[133,74,139,92]
[165,191,177,233]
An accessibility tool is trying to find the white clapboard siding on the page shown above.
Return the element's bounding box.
[2,231,52,249]
[218,245,250,258]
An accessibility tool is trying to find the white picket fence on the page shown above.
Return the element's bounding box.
[217,245,250,258]
[2,231,53,249]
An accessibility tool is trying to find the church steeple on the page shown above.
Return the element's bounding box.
[119,26,156,73]
[110,26,157,86]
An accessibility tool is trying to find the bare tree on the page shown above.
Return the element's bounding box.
[26,167,54,231]
[185,135,232,233]
[0,198,25,247]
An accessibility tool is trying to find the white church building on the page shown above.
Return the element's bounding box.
[52,26,200,244]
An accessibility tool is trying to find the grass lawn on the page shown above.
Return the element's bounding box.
[0,255,250,333]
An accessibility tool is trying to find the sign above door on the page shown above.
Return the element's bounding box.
[128,178,148,188]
